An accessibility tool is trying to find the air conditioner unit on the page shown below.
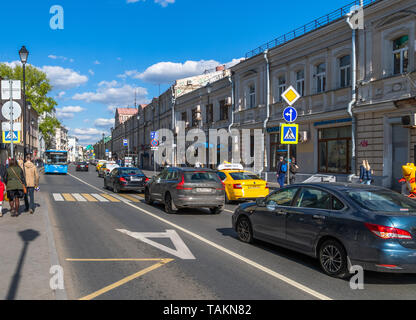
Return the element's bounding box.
[299,131,309,143]
[402,114,416,127]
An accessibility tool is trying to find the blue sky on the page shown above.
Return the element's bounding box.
[1,0,348,145]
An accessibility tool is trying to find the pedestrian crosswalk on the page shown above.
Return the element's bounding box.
[52,193,143,203]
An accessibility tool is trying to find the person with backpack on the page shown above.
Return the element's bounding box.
[276,156,287,188]
[5,158,26,217]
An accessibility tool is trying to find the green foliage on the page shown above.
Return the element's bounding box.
[0,63,60,142]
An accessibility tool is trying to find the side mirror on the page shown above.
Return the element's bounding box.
[256,197,266,207]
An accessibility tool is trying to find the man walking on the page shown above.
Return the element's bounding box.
[23,155,39,214]
[289,157,299,184]
[276,156,287,188]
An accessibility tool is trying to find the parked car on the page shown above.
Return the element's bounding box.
[98,161,118,178]
[145,167,225,214]
[75,161,89,172]
[232,183,416,278]
[104,167,148,193]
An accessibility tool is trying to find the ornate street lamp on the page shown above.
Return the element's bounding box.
[19,46,29,157]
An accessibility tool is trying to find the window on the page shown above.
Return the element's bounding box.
[393,35,409,75]
[277,76,286,101]
[332,197,344,210]
[267,187,299,207]
[217,172,227,181]
[339,55,351,88]
[296,70,305,96]
[192,108,198,127]
[183,172,220,183]
[219,100,228,121]
[181,112,187,123]
[206,103,213,124]
[318,126,351,174]
[347,190,416,212]
[247,84,256,109]
[316,63,326,93]
[295,188,331,209]
[229,172,260,180]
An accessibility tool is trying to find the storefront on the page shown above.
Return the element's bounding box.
[268,127,296,172]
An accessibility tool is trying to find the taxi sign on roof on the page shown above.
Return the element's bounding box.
[281,85,300,106]
[217,163,244,171]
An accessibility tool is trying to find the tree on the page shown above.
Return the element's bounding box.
[0,63,60,142]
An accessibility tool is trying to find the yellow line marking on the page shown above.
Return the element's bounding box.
[81,193,98,202]
[62,193,76,201]
[100,194,121,202]
[78,258,173,300]
[66,258,166,262]
[116,194,141,202]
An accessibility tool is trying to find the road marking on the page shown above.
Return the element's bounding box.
[80,193,98,202]
[52,193,64,201]
[100,194,121,202]
[117,229,196,260]
[72,193,87,202]
[68,172,331,300]
[66,258,168,262]
[116,194,141,202]
[62,193,76,202]
[91,193,109,202]
[78,259,173,300]
[224,209,234,213]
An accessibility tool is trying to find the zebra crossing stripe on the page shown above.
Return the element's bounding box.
[117,194,141,202]
[72,193,87,202]
[100,194,120,202]
[81,193,98,202]
[53,193,64,201]
[62,193,76,202]
[91,193,109,202]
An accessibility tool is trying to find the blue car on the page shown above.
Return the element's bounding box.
[232,183,416,278]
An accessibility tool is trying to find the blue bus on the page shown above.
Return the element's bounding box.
[44,150,68,174]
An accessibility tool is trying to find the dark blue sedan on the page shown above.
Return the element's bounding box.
[104,167,148,193]
[232,183,416,278]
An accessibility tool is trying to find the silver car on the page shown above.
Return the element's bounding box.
[144,167,225,214]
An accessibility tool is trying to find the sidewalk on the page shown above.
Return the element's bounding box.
[0,189,66,300]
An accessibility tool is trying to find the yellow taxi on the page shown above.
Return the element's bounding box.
[96,160,107,172]
[216,163,269,203]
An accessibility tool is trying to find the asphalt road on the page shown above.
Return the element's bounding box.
[41,164,416,300]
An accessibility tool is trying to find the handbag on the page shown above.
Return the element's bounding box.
[11,167,27,194]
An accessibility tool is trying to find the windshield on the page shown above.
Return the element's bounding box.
[120,168,143,175]
[46,152,67,165]
[347,190,416,212]
[229,172,261,180]
[184,172,220,183]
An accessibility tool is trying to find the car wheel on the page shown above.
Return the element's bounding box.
[164,193,177,214]
[210,206,223,214]
[104,179,108,189]
[319,239,349,278]
[236,216,253,243]
[144,188,153,205]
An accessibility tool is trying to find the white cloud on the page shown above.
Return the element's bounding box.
[73,83,148,106]
[98,80,118,87]
[48,55,74,62]
[41,66,88,89]
[88,69,95,76]
[61,106,85,113]
[94,118,115,128]
[94,60,100,65]
[56,105,85,119]
[74,128,103,135]
[118,58,244,84]
[56,91,66,99]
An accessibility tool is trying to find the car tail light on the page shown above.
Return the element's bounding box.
[176,175,192,190]
[364,223,412,240]
[265,183,269,189]
[233,184,242,189]
[119,177,127,183]
[145,177,149,182]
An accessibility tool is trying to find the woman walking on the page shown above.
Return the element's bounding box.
[5,158,26,217]
[360,159,373,185]
[24,155,39,214]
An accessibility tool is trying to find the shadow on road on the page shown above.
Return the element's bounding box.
[5,229,40,300]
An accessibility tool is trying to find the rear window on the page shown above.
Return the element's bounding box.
[120,168,143,175]
[229,172,260,180]
[183,172,221,183]
[347,190,416,212]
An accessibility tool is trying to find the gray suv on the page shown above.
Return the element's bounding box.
[144,167,225,214]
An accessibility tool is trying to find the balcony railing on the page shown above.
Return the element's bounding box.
[245,0,382,59]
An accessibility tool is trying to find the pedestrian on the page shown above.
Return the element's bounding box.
[17,156,24,169]
[5,158,26,217]
[360,159,373,185]
[24,155,39,214]
[289,156,299,184]
[276,156,287,188]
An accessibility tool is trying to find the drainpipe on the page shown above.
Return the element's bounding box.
[263,50,270,179]
[227,72,235,162]
[346,7,359,180]
[171,86,176,166]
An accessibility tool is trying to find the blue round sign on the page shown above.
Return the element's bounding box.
[283,106,298,123]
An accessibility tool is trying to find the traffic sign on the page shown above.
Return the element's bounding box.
[150,131,158,140]
[2,130,20,143]
[1,101,21,120]
[280,124,298,144]
[281,85,301,106]
[283,106,298,123]
[123,139,128,146]
[2,122,21,131]
[1,80,21,100]
[150,139,159,147]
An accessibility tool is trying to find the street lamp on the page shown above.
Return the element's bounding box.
[30,119,34,156]
[19,46,29,158]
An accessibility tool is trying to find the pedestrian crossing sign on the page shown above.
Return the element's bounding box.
[2,130,20,143]
[280,124,298,144]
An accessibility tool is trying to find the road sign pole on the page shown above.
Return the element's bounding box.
[287,145,290,185]
[9,80,14,159]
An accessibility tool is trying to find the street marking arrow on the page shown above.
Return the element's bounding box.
[116,229,196,260]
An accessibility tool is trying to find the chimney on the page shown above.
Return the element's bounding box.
[216,65,225,72]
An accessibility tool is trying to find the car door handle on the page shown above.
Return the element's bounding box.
[276,210,287,215]
[312,215,326,220]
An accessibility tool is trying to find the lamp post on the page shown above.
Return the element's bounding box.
[30,119,34,156]
[19,46,29,158]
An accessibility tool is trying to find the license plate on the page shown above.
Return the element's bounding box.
[130,177,142,182]
[248,186,259,189]
[197,188,212,193]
